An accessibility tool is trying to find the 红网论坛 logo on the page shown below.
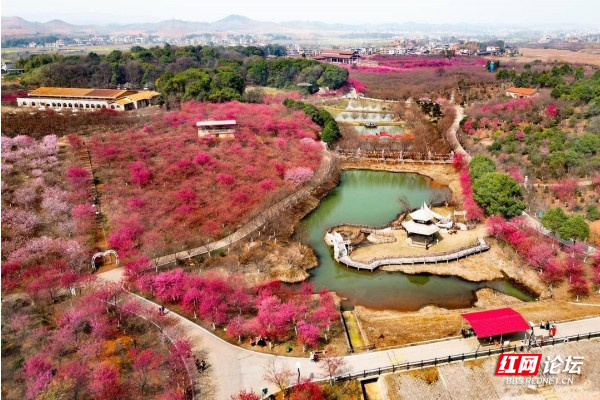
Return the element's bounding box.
[495,354,542,375]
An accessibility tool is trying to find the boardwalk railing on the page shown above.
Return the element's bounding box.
[335,148,452,163]
[364,238,487,265]
[333,330,600,383]
[337,238,490,271]
[522,212,597,256]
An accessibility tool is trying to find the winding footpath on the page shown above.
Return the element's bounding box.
[99,278,600,400]
[445,104,471,162]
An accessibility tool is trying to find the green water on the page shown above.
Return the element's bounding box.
[300,170,532,311]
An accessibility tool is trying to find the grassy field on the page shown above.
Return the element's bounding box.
[498,47,600,66]
[343,310,366,349]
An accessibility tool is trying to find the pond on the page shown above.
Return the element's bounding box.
[299,170,533,311]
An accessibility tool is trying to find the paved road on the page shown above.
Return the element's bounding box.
[107,282,600,400]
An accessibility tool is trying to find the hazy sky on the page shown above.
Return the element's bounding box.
[2,0,599,26]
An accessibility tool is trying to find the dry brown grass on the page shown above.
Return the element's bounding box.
[408,367,439,384]
[506,47,600,66]
[355,294,600,349]
[350,224,487,262]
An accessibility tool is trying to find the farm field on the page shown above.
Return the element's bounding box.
[505,47,600,66]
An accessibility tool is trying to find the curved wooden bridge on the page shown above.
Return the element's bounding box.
[337,238,490,271]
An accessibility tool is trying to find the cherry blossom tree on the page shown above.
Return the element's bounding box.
[24,355,53,399]
[296,320,320,352]
[569,276,589,301]
[284,167,314,185]
[230,390,261,400]
[131,348,161,395]
[66,167,91,188]
[290,379,326,400]
[90,363,124,400]
[226,315,248,342]
[262,360,294,399]
[319,356,346,386]
[129,161,151,187]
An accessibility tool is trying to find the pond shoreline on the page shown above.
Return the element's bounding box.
[289,163,539,311]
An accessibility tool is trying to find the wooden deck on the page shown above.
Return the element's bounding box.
[337,238,490,271]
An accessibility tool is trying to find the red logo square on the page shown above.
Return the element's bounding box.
[495,354,542,375]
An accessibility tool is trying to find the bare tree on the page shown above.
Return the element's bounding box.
[262,359,294,399]
[398,195,412,214]
[319,356,346,386]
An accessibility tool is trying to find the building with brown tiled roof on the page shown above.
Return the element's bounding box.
[505,87,539,98]
[17,87,160,111]
[313,49,359,64]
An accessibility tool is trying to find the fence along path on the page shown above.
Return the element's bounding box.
[337,238,490,271]
[151,151,335,268]
[335,148,452,164]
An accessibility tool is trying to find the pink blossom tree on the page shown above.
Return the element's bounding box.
[284,167,314,186]
[296,320,320,352]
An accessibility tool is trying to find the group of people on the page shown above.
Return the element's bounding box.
[540,320,557,337]
[195,357,207,372]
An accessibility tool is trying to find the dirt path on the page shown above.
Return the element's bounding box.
[444,105,470,162]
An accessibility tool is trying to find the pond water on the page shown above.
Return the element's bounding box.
[300,170,533,311]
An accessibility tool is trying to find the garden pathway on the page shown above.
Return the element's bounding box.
[99,280,600,400]
[444,104,471,162]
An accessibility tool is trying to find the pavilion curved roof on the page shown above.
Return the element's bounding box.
[401,220,439,236]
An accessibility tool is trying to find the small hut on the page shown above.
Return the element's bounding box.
[196,120,237,139]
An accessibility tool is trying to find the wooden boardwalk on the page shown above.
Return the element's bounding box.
[337,238,490,271]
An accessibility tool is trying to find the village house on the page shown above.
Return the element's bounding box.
[313,49,359,64]
[197,120,237,139]
[17,87,160,111]
[505,87,539,98]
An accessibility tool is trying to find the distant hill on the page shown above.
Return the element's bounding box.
[1,15,590,39]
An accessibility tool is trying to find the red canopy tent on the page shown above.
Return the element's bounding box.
[461,308,529,338]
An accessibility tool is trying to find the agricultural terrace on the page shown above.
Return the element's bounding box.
[348,55,496,100]
[88,101,324,259]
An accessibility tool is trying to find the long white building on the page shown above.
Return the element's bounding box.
[17,87,160,111]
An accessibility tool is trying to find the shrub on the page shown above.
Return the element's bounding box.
[558,216,590,241]
[472,172,525,218]
[468,154,496,181]
[542,207,569,232]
